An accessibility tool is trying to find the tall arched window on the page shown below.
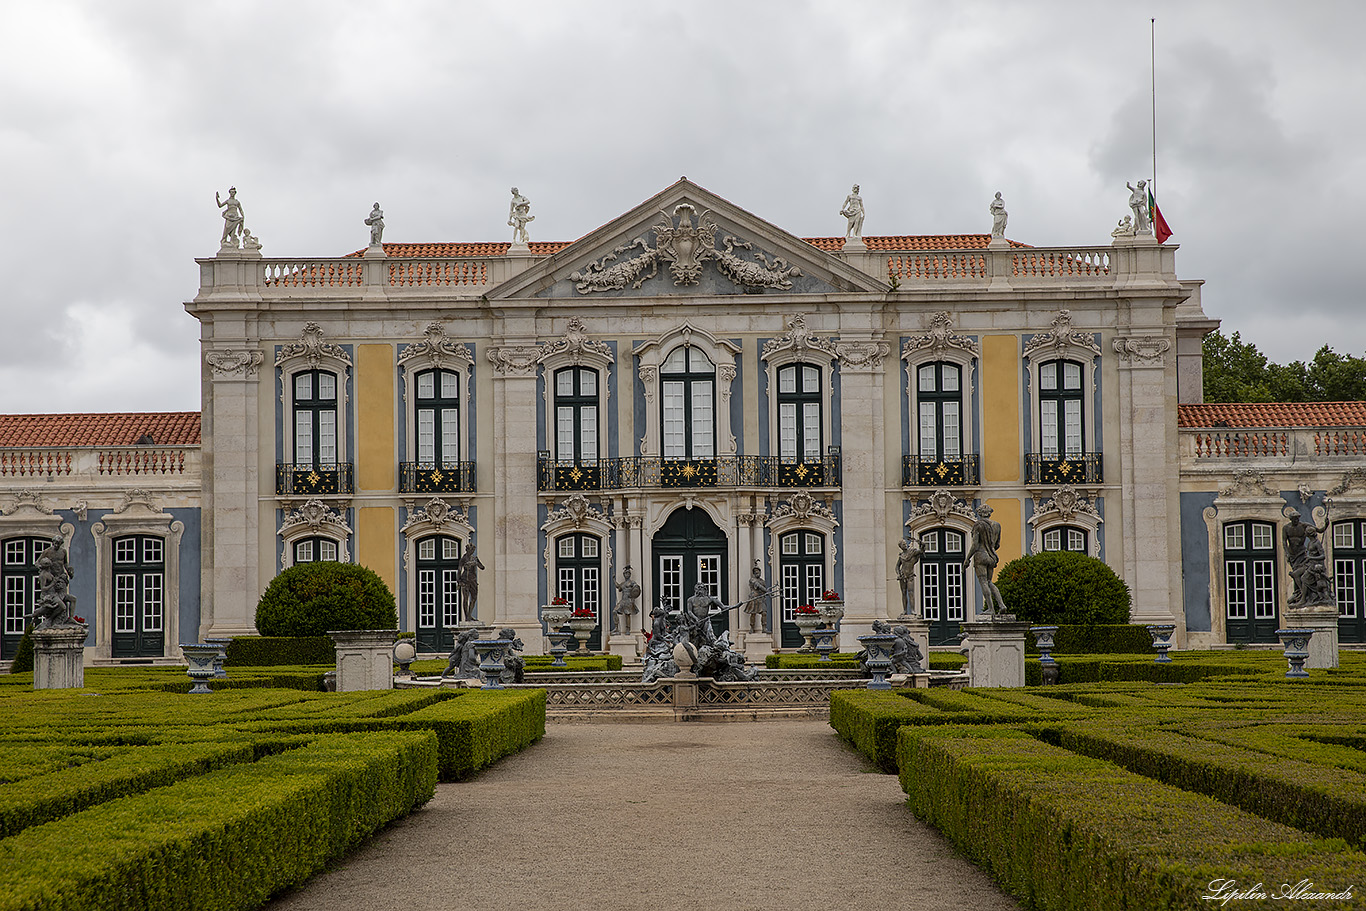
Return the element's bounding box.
[1,537,44,660]
[1223,520,1278,643]
[415,368,460,466]
[661,347,715,460]
[416,535,462,652]
[917,362,962,463]
[292,370,338,468]
[778,530,826,648]
[777,364,822,463]
[554,367,599,462]
[920,528,966,645]
[1039,360,1084,459]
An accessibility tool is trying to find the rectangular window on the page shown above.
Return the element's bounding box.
[919,402,938,460]
[443,570,460,626]
[803,564,824,608]
[803,402,821,461]
[4,578,26,634]
[1063,400,1082,457]
[691,381,714,459]
[1334,524,1355,550]
[1252,560,1276,618]
[318,374,336,400]
[558,568,577,608]
[295,541,314,563]
[318,410,336,464]
[115,539,137,564]
[418,373,434,399]
[4,541,26,565]
[582,567,600,619]
[781,563,801,620]
[805,533,823,555]
[1224,525,1245,551]
[1251,525,1273,550]
[115,575,136,632]
[659,555,683,611]
[441,411,459,463]
[1041,400,1058,459]
[780,403,797,461]
[1225,563,1248,619]
[319,540,338,562]
[779,369,796,394]
[295,374,313,400]
[143,538,164,565]
[945,563,964,621]
[580,407,598,461]
[417,570,435,628]
[441,372,458,398]
[418,539,435,561]
[582,538,599,558]
[443,539,460,560]
[1068,529,1086,552]
[921,563,940,621]
[918,365,936,392]
[697,555,721,599]
[558,538,576,559]
[942,401,961,459]
[662,381,685,459]
[142,575,163,632]
[1336,559,1357,618]
[295,412,313,466]
[1040,363,1057,390]
[802,366,819,393]
[781,536,799,556]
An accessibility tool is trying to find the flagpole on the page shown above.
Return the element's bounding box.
[1151,18,1157,192]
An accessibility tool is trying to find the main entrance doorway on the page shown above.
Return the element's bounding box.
[652,508,729,636]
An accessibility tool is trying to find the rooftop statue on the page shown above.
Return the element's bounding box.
[365,203,384,246]
[1111,215,1135,237]
[1127,180,1152,234]
[989,192,1008,238]
[216,187,245,247]
[509,187,534,245]
[840,184,865,241]
[963,504,1010,620]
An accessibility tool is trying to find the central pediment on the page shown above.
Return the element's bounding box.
[485,179,889,300]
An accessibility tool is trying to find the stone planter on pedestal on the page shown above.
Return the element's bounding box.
[32,626,88,690]
[793,613,825,652]
[1030,626,1060,685]
[857,633,897,689]
[473,638,511,689]
[1275,628,1315,679]
[961,621,1029,688]
[328,629,398,692]
[541,605,572,631]
[567,616,598,655]
[1285,604,1339,669]
[813,628,837,662]
[1146,624,1176,663]
[818,600,845,626]
[545,630,573,667]
[203,637,233,678]
[181,643,220,694]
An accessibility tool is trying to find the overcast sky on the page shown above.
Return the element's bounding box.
[2,1,1362,414]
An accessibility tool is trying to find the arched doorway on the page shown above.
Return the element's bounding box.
[652,507,729,635]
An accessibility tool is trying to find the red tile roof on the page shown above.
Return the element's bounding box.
[1178,402,1366,428]
[0,413,201,448]
[350,235,1027,258]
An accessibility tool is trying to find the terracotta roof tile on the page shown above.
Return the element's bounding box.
[1178,402,1366,428]
[0,413,201,448]
[347,242,572,258]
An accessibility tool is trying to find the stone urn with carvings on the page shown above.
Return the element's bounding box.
[567,611,598,655]
[792,606,825,652]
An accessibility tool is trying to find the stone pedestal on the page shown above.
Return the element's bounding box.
[33,626,88,689]
[738,631,774,662]
[1285,604,1339,669]
[328,629,397,692]
[897,620,930,671]
[608,632,642,664]
[961,621,1029,688]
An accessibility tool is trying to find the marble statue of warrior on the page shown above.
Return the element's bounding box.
[896,535,922,618]
[508,187,534,244]
[840,184,865,240]
[216,187,245,246]
[441,627,481,679]
[745,560,770,633]
[613,566,641,633]
[457,542,485,619]
[364,203,384,246]
[1126,180,1152,234]
[963,504,1009,618]
[32,534,77,628]
[989,192,1008,238]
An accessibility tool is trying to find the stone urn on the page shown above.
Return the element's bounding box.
[1145,624,1176,664]
[542,604,572,630]
[1275,628,1315,679]
[793,612,825,652]
[567,615,598,655]
[818,598,845,626]
[545,630,573,666]
[392,637,417,677]
[203,637,232,678]
[813,628,837,662]
[857,633,898,689]
[1030,626,1059,666]
[473,638,511,689]
[181,643,220,694]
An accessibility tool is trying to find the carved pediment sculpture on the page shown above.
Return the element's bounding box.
[276,322,352,368]
[542,493,606,530]
[834,340,891,371]
[1023,310,1101,362]
[281,498,351,536]
[2,490,53,517]
[1029,485,1100,525]
[399,323,474,371]
[206,349,265,378]
[1112,336,1172,367]
[902,311,979,361]
[907,490,977,525]
[1218,470,1276,498]
[769,491,835,524]
[761,315,837,363]
[114,489,162,516]
[1328,468,1366,498]
[400,498,470,535]
[537,317,614,366]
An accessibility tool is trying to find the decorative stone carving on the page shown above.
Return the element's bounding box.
[536,316,614,366]
[907,489,977,525]
[1328,468,1366,497]
[4,491,52,516]
[216,187,245,248]
[638,365,657,402]
[653,204,718,286]
[989,192,1007,238]
[1112,336,1172,366]
[902,311,979,361]
[541,494,605,530]
[571,237,660,293]
[276,323,352,369]
[1030,485,1100,524]
[206,349,265,378]
[72,500,88,522]
[1022,310,1101,362]
[400,498,470,535]
[399,324,473,371]
[768,491,835,524]
[365,203,384,246]
[761,315,838,363]
[840,185,864,240]
[508,188,533,245]
[834,340,891,370]
[487,345,542,377]
[1112,215,1135,238]
[280,498,351,537]
[712,236,801,291]
[115,489,160,515]
[1219,469,1276,498]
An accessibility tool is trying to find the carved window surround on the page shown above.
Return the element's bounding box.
[540,493,614,600]
[1202,470,1290,645]
[764,491,840,585]
[903,490,980,616]
[901,310,980,462]
[761,315,838,463]
[0,493,65,541]
[90,492,183,660]
[277,498,352,570]
[632,324,741,458]
[1022,309,1101,468]
[1027,485,1102,557]
[536,317,615,454]
[275,323,352,473]
[399,498,475,625]
[397,323,475,463]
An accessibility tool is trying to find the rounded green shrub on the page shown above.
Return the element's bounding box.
[8,625,34,673]
[255,562,396,637]
[995,552,1131,626]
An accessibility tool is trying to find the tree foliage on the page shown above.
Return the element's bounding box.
[1203,330,1366,403]
[255,562,397,637]
[995,552,1131,626]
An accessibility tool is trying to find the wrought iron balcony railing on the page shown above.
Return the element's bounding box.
[1025,452,1103,484]
[399,461,477,494]
[537,448,841,492]
[276,462,355,496]
[903,454,980,487]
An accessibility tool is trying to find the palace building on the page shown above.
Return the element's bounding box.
[2,178,1363,664]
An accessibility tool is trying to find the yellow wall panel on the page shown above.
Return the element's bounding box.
[356,344,395,491]
[981,335,1021,483]
[357,507,396,594]
[984,498,1023,567]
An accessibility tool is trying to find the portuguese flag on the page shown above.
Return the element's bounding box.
[1149,186,1172,243]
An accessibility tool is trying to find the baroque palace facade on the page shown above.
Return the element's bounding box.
[4,179,1366,663]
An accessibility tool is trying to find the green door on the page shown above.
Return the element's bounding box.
[111,535,166,658]
[653,508,729,637]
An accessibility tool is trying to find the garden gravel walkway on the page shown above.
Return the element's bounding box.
[264,720,1019,911]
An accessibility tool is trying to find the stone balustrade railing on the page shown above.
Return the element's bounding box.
[1179,427,1366,462]
[0,447,199,479]
[197,240,1175,301]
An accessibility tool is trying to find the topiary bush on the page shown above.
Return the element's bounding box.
[255,563,396,638]
[995,552,1131,626]
[9,625,34,673]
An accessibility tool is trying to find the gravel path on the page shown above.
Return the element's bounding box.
[265,720,1019,911]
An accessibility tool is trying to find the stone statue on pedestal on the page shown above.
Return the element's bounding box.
[1126,180,1152,234]
[989,192,1008,238]
[216,187,245,247]
[365,203,384,246]
[457,542,484,619]
[840,185,864,241]
[963,504,1010,619]
[32,534,80,629]
[442,627,481,679]
[613,566,641,633]
[509,187,534,245]
[896,535,922,619]
[745,560,770,633]
[1285,507,1334,606]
